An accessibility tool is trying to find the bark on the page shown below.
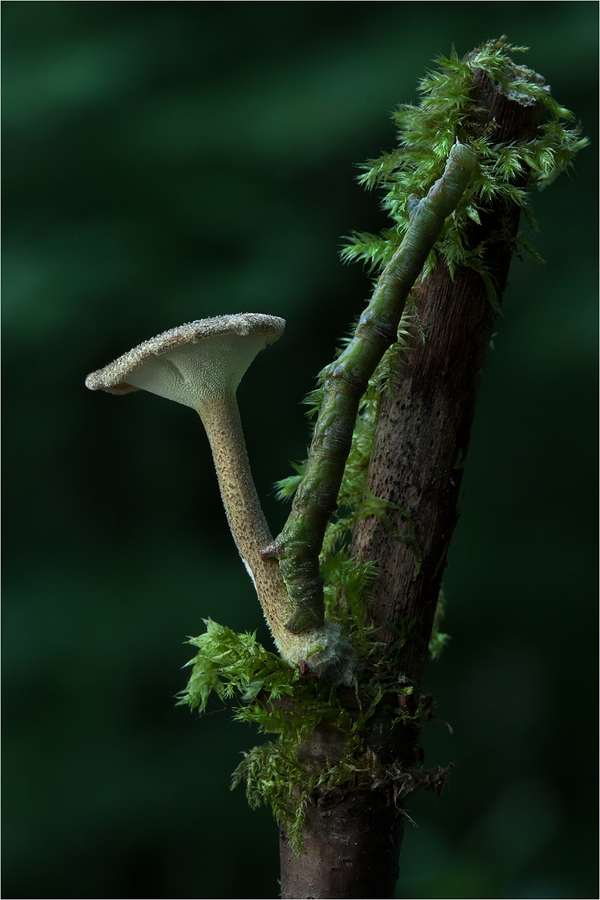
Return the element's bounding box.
[280,792,404,900]
[350,67,545,678]
[279,67,545,900]
[278,691,415,898]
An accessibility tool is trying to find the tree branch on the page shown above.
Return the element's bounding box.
[351,66,545,679]
[280,64,547,900]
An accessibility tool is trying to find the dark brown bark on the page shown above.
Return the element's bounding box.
[350,67,545,679]
[280,787,404,900]
[279,696,430,899]
[280,66,545,900]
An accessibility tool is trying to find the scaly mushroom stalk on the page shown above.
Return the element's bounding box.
[198,392,353,673]
[85,314,354,682]
[195,391,295,647]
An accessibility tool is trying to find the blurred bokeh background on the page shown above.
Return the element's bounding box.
[3,3,597,898]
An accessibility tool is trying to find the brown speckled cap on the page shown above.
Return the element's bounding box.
[85,313,285,408]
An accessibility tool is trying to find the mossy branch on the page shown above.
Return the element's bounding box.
[179,37,587,879]
[265,142,478,636]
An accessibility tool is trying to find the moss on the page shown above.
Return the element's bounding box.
[342,36,588,307]
[231,735,453,856]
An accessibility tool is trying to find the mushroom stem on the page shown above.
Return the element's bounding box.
[197,391,295,646]
[197,393,355,682]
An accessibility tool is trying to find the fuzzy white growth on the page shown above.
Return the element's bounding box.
[283,621,356,685]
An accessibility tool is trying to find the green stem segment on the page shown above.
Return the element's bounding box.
[264,143,478,634]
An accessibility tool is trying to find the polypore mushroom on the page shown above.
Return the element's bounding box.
[85,313,354,682]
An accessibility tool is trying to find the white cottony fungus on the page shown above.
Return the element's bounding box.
[86,314,354,683]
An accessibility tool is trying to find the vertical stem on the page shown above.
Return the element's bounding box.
[278,67,546,900]
[197,394,296,651]
[351,69,546,679]
[280,791,404,899]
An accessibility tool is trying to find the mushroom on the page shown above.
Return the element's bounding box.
[85,313,354,682]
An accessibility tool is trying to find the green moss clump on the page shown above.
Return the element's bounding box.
[342,36,588,308]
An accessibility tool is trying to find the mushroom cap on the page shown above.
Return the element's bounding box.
[85,313,285,408]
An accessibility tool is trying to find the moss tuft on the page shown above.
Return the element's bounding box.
[341,36,588,295]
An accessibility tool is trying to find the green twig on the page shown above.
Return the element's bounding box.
[264,143,478,634]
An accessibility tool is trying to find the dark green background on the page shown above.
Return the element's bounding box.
[3,3,598,898]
